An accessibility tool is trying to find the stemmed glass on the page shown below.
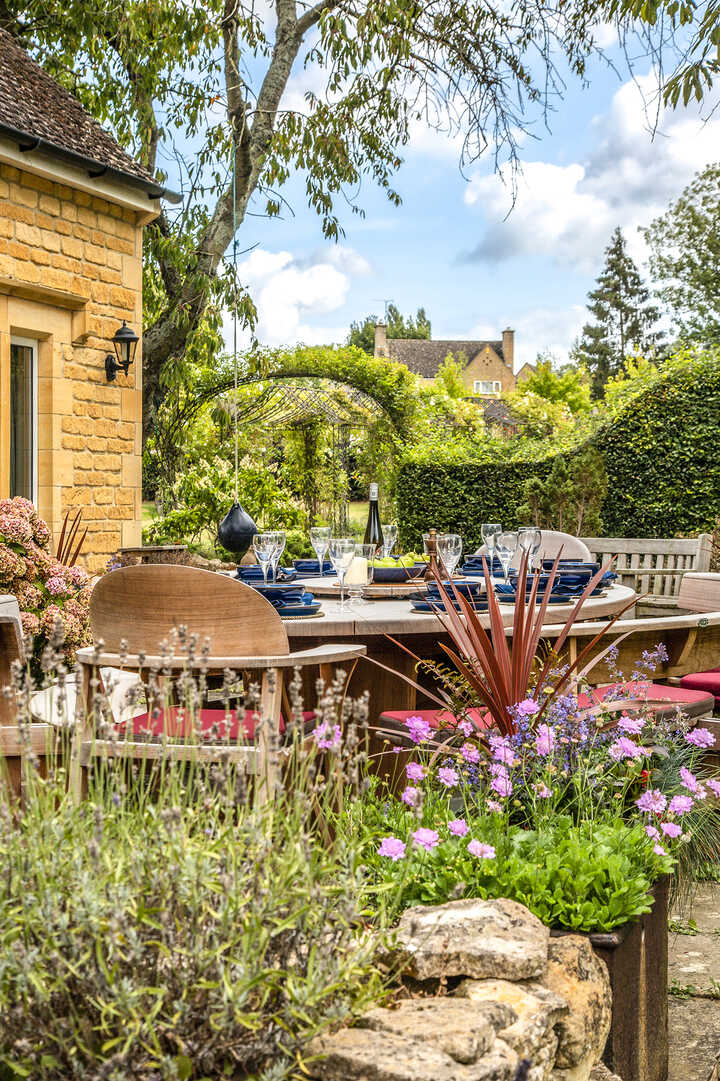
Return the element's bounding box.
[381,524,398,558]
[518,526,542,572]
[496,531,518,584]
[310,526,331,576]
[252,533,276,587]
[436,533,463,579]
[346,543,375,605]
[328,537,356,609]
[481,522,502,569]
[268,530,286,584]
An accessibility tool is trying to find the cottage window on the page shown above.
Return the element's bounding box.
[473,379,501,396]
[10,338,38,502]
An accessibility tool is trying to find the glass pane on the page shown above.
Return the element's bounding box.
[10,343,35,501]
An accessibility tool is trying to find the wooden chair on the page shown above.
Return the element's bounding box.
[583,535,713,614]
[72,565,365,801]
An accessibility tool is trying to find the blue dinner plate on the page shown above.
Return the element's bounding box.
[278,601,322,616]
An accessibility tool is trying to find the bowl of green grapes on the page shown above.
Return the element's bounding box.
[372,553,427,582]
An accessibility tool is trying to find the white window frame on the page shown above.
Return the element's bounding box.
[10,336,39,503]
[473,379,502,396]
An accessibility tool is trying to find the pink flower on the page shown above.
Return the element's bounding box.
[661,821,683,838]
[653,843,668,857]
[461,741,480,764]
[448,818,469,837]
[20,612,40,636]
[406,762,425,781]
[467,839,496,859]
[438,766,459,788]
[312,722,342,750]
[680,767,700,793]
[412,828,439,851]
[0,513,32,545]
[516,698,540,716]
[457,718,474,737]
[608,736,645,761]
[635,789,667,814]
[535,723,555,757]
[492,740,515,765]
[31,517,50,546]
[645,825,660,840]
[45,574,70,597]
[685,727,716,748]
[405,715,433,744]
[378,836,406,861]
[533,782,552,799]
[401,786,420,806]
[491,773,513,797]
[707,778,720,798]
[668,794,694,815]
[487,800,503,813]
[618,714,645,734]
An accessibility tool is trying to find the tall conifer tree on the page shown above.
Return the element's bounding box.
[573,227,661,398]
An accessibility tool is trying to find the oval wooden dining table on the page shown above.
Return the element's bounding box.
[277,581,638,723]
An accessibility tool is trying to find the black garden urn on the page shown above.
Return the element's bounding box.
[217,501,258,559]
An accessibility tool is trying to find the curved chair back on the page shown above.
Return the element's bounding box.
[90,565,289,656]
[474,530,592,567]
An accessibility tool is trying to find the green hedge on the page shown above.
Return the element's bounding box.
[398,352,720,547]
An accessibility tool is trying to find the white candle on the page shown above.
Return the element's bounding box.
[345,556,368,585]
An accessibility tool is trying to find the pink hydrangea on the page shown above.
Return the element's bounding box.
[467,839,496,859]
[406,761,425,781]
[608,736,645,761]
[378,837,406,861]
[618,714,645,734]
[685,727,716,748]
[31,517,51,546]
[0,513,33,545]
[405,715,433,744]
[45,574,70,597]
[412,827,439,851]
[438,766,459,788]
[312,721,342,750]
[635,789,667,814]
[448,818,469,836]
[461,741,480,764]
[67,565,90,589]
[20,612,40,636]
[668,794,694,815]
[516,698,539,716]
[401,786,420,806]
[661,821,682,839]
[535,723,555,757]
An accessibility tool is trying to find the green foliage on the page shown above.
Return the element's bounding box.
[573,227,662,398]
[434,353,468,399]
[398,347,720,545]
[643,161,720,345]
[513,356,592,414]
[502,389,576,439]
[347,304,431,354]
[518,446,607,535]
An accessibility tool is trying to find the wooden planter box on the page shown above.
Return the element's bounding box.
[552,875,669,1081]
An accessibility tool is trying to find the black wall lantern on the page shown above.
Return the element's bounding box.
[105,321,139,382]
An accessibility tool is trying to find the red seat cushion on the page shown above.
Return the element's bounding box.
[578,682,715,719]
[378,708,493,733]
[118,707,315,741]
[680,668,720,708]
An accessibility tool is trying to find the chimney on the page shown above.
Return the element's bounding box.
[374,321,388,357]
[502,327,515,370]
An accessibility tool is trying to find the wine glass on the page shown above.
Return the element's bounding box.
[328,537,356,609]
[346,543,375,604]
[496,531,518,584]
[268,530,286,584]
[310,526,331,576]
[252,533,276,587]
[481,522,502,568]
[436,533,463,579]
[518,526,542,572]
[381,524,398,558]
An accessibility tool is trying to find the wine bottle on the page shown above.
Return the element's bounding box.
[363,483,384,553]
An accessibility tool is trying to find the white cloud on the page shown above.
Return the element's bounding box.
[462,72,720,271]
[227,245,369,347]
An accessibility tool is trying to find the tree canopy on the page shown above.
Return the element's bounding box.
[572,227,662,398]
[643,161,720,346]
[347,304,431,354]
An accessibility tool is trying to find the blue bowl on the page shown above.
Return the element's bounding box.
[373,564,425,583]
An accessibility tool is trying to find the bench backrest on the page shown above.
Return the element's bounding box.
[582,535,712,600]
[90,565,289,656]
[677,572,720,614]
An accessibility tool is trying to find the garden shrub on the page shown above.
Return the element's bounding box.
[398,349,720,545]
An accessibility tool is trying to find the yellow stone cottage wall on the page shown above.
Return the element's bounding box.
[0,161,144,573]
[461,345,515,396]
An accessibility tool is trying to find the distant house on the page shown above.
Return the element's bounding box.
[374,323,527,397]
[515,362,537,384]
[0,29,174,572]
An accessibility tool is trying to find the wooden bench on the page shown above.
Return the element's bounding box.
[582,535,713,614]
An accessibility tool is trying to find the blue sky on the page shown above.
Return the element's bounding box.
[226,34,720,369]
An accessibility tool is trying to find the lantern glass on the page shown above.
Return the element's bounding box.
[112,321,139,374]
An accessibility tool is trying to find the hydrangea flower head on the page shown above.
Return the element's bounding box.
[378,836,406,861]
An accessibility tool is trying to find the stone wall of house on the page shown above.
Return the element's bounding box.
[309,898,618,1081]
[463,345,516,396]
[0,161,144,573]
